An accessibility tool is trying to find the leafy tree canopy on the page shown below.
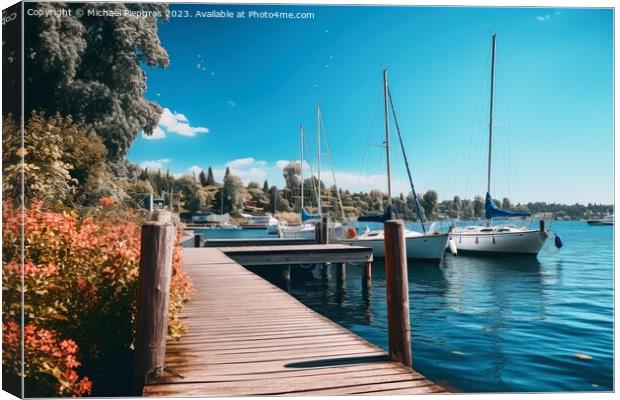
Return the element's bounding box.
[24,2,169,162]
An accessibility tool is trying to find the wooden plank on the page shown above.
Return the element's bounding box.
[202,238,316,247]
[143,248,446,396]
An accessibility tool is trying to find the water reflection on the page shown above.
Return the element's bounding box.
[243,221,613,392]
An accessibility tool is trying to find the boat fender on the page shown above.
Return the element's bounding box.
[554,234,563,249]
[448,238,458,256]
[346,227,358,239]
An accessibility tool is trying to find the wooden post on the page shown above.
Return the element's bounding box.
[320,216,329,244]
[133,221,176,393]
[194,234,203,248]
[315,222,322,244]
[337,262,346,285]
[362,261,372,288]
[384,220,412,368]
[539,220,545,232]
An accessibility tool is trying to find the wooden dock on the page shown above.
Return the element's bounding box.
[201,237,316,247]
[218,243,373,266]
[142,248,447,396]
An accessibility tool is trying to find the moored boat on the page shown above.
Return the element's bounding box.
[449,224,548,256]
[450,34,559,257]
[337,69,449,262]
[586,215,614,225]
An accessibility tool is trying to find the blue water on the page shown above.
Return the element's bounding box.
[196,221,613,392]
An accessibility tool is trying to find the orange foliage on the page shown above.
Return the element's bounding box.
[2,201,193,396]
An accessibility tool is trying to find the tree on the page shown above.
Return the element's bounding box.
[186,186,216,213]
[225,166,231,177]
[473,196,484,219]
[206,167,216,186]
[368,190,384,213]
[452,196,461,214]
[268,186,290,213]
[223,173,247,215]
[502,197,511,210]
[262,180,269,194]
[422,190,438,219]
[246,184,269,211]
[282,162,301,191]
[198,170,208,187]
[23,2,170,161]
[3,112,107,206]
[461,199,474,219]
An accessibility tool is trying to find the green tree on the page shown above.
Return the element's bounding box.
[452,195,461,214]
[206,166,216,186]
[473,196,484,219]
[223,173,247,215]
[24,2,170,161]
[368,189,384,213]
[422,190,438,219]
[198,170,208,187]
[3,113,107,206]
[186,186,217,213]
[502,197,511,210]
[461,199,474,219]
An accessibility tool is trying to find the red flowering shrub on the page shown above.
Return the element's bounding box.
[3,321,92,396]
[2,201,193,396]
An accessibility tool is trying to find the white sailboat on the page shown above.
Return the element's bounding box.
[338,69,449,263]
[278,120,321,239]
[449,34,550,256]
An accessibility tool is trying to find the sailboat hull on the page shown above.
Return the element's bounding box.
[339,233,449,264]
[449,229,547,256]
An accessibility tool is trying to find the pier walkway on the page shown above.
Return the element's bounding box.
[143,247,447,396]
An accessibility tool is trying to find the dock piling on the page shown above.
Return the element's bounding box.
[363,261,372,288]
[194,234,203,248]
[134,221,176,393]
[320,216,329,244]
[384,219,412,368]
[336,262,346,285]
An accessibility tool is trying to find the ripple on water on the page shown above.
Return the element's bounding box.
[246,221,612,392]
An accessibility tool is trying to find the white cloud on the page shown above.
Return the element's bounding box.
[140,158,171,171]
[142,108,208,140]
[276,160,290,169]
[175,113,188,123]
[227,157,256,168]
[188,165,203,177]
[246,167,267,180]
[226,100,236,107]
[143,125,166,140]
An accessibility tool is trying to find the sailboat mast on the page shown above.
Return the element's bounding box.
[316,105,322,218]
[300,124,304,213]
[383,69,392,206]
[487,33,497,195]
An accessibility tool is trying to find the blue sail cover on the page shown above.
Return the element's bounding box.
[301,207,321,222]
[485,192,531,219]
[358,205,394,223]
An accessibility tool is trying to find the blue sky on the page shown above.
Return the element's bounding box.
[127,5,613,204]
